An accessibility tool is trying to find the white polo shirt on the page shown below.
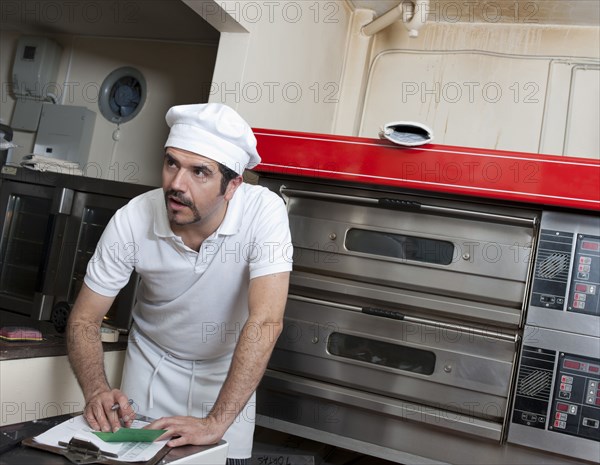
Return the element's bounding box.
[84,183,293,360]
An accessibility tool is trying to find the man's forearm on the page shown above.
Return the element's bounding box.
[208,318,282,429]
[67,317,111,400]
[67,285,117,400]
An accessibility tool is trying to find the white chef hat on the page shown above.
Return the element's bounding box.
[164,103,261,174]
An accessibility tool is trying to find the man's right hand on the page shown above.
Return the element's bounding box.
[84,389,134,432]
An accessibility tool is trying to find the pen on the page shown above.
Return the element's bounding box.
[111,399,134,411]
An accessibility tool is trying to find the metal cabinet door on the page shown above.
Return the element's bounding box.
[50,191,138,332]
[0,181,57,316]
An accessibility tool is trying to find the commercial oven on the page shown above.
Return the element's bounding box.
[252,129,600,464]
[0,166,152,332]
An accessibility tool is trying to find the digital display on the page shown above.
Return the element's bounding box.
[582,240,600,251]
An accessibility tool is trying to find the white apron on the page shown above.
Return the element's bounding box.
[120,325,255,459]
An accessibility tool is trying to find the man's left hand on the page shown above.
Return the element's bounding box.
[146,416,224,447]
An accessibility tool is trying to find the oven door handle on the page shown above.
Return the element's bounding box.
[362,306,405,320]
[362,305,518,343]
[280,187,536,226]
[377,198,422,211]
[287,294,518,343]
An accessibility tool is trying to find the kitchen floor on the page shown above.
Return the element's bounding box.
[251,426,399,465]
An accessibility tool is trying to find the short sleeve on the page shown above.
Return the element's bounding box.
[84,206,136,297]
[248,192,293,279]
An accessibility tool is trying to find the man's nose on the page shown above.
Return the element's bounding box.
[170,169,188,191]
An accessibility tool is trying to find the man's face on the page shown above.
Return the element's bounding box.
[162,147,240,228]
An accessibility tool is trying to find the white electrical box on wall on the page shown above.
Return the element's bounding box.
[33,104,96,165]
[12,36,62,99]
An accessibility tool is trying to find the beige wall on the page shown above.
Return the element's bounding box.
[1,31,217,186]
[354,20,600,158]
[196,1,598,159]
[189,0,353,134]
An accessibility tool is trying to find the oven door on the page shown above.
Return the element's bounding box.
[50,191,138,332]
[0,181,67,318]
[270,295,518,422]
[281,185,537,328]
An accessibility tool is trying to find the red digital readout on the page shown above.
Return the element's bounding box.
[575,284,588,292]
[556,403,569,411]
[589,365,600,373]
[564,360,581,370]
[581,240,600,251]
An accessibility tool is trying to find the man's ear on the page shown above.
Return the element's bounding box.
[224,176,243,201]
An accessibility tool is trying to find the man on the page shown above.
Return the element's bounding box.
[67,103,292,465]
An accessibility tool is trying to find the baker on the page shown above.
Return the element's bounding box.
[67,103,293,465]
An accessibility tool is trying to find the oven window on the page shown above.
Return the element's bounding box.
[327,332,435,375]
[345,228,454,265]
[0,193,53,300]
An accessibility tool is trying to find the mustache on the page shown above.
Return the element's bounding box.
[165,190,194,208]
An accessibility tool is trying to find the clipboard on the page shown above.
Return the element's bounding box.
[21,436,171,465]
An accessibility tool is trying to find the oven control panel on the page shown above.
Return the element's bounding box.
[512,348,600,441]
[531,232,599,317]
[549,352,600,440]
[527,212,600,338]
[509,334,600,461]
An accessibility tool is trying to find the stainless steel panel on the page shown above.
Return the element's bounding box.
[539,212,600,243]
[281,187,537,226]
[271,298,516,420]
[290,294,518,342]
[287,195,534,308]
[53,187,74,215]
[260,369,503,440]
[257,372,590,465]
[528,307,600,338]
[291,271,523,328]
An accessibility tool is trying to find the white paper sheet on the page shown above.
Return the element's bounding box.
[33,415,169,462]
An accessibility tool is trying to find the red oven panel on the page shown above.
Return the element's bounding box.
[253,129,600,212]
